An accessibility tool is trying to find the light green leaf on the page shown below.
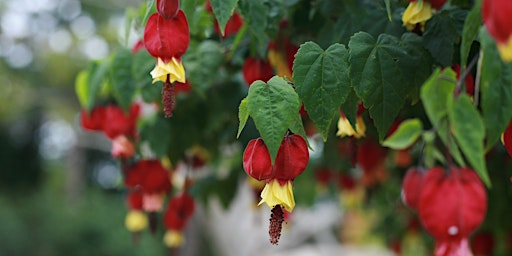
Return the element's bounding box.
[75,70,89,109]
[237,97,249,138]
[480,29,512,151]
[293,42,350,141]
[85,60,110,110]
[210,0,238,36]
[382,119,423,150]
[420,68,465,167]
[247,76,300,162]
[460,1,482,67]
[448,94,491,187]
[111,49,136,111]
[349,32,431,140]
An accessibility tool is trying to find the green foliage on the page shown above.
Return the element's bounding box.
[244,76,301,162]
[293,42,350,141]
[238,0,268,42]
[349,32,431,140]
[460,0,482,67]
[210,0,238,36]
[110,49,136,111]
[480,29,512,151]
[382,119,423,150]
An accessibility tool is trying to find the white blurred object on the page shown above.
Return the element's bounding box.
[200,180,392,256]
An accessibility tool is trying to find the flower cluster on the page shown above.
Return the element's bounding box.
[144,0,190,117]
[243,133,309,244]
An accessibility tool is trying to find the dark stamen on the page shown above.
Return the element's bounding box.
[162,78,176,118]
[269,205,284,245]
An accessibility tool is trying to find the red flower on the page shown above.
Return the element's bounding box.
[102,104,140,139]
[144,10,190,62]
[163,192,195,230]
[502,120,512,157]
[482,0,512,61]
[156,0,180,20]
[243,137,273,181]
[80,106,105,131]
[124,159,172,194]
[127,191,144,210]
[273,133,309,184]
[418,166,487,255]
[401,167,425,211]
[242,57,274,86]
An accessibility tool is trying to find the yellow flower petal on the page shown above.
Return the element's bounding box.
[268,49,292,79]
[150,57,186,84]
[402,1,433,31]
[125,210,148,232]
[163,230,185,247]
[497,36,512,62]
[336,116,365,138]
[258,179,295,212]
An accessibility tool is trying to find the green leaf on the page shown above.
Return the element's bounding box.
[247,76,300,162]
[238,0,268,41]
[132,50,154,88]
[340,88,360,131]
[110,49,136,111]
[184,40,224,96]
[448,94,491,187]
[237,97,249,138]
[293,42,350,141]
[139,116,171,158]
[420,68,465,166]
[75,70,89,110]
[480,29,512,151]
[384,0,392,21]
[289,114,308,145]
[349,32,430,140]
[423,8,467,66]
[382,119,423,150]
[85,60,110,110]
[460,1,482,67]
[210,0,238,36]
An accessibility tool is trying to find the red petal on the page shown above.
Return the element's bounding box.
[242,57,274,86]
[127,191,144,210]
[102,104,139,139]
[80,106,105,131]
[157,0,180,19]
[503,120,512,157]
[144,11,190,61]
[243,138,273,180]
[418,167,487,240]
[401,167,424,211]
[274,134,309,181]
[483,0,512,43]
[141,160,172,193]
[163,193,195,230]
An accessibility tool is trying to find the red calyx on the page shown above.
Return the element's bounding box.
[163,192,195,230]
[144,10,190,62]
[273,134,309,183]
[157,0,180,20]
[418,166,487,242]
[125,160,172,194]
[102,104,140,139]
[80,106,105,131]
[127,191,144,210]
[243,138,273,181]
[242,57,274,86]
[401,167,425,211]
[503,120,512,157]
[483,0,512,44]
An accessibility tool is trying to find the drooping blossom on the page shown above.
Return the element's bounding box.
[402,0,447,31]
[336,105,366,138]
[125,159,173,212]
[125,191,148,233]
[163,192,195,247]
[242,57,274,86]
[80,105,106,131]
[418,166,487,256]
[482,0,512,61]
[102,104,140,139]
[401,167,425,211]
[243,133,309,244]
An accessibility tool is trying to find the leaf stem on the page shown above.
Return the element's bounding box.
[473,50,484,107]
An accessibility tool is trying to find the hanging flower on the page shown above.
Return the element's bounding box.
[125,191,148,232]
[502,120,512,157]
[482,0,512,61]
[125,159,173,212]
[80,105,105,131]
[163,192,195,247]
[243,133,309,244]
[402,0,446,31]
[102,104,140,140]
[401,167,425,211]
[418,166,487,256]
[336,105,366,138]
[242,57,274,86]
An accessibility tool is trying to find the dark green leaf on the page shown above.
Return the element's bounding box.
[293,42,350,140]
[238,0,268,42]
[110,49,136,111]
[423,8,467,66]
[340,88,360,131]
[184,40,224,96]
[210,0,238,36]
[349,32,430,140]
[382,119,423,150]
[480,29,512,151]
[460,1,482,67]
[247,76,300,162]
[132,50,154,89]
[448,94,490,187]
[139,116,171,158]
